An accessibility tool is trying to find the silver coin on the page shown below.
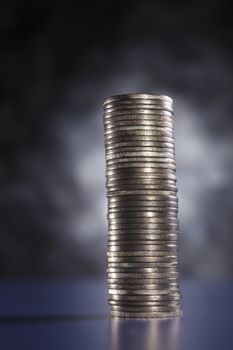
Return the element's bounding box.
[108,201,178,209]
[103,98,173,106]
[107,258,178,264]
[103,93,173,103]
[105,147,175,155]
[108,227,178,233]
[105,126,174,136]
[108,227,179,234]
[110,310,182,319]
[105,141,175,151]
[107,180,177,187]
[108,240,178,246]
[104,121,174,129]
[109,292,180,300]
[108,234,179,240]
[108,250,178,256]
[106,166,177,174]
[107,184,177,190]
[107,190,177,197]
[108,289,180,297]
[107,257,178,263]
[107,256,178,262]
[108,200,178,209]
[107,266,178,276]
[108,247,178,253]
[108,282,178,290]
[107,211,177,220]
[107,265,178,271]
[108,222,179,230]
[107,187,177,194]
[105,132,174,141]
[106,148,175,157]
[104,96,173,105]
[104,122,174,130]
[104,113,174,124]
[103,105,174,112]
[107,274,179,281]
[108,260,179,269]
[107,175,177,183]
[107,277,178,284]
[107,167,176,176]
[104,119,174,130]
[105,132,175,140]
[108,237,178,244]
[103,99,173,106]
[104,105,173,113]
[104,109,173,117]
[108,238,178,244]
[107,258,178,266]
[104,113,174,121]
[108,208,178,215]
[109,300,181,307]
[108,287,180,295]
[105,129,174,139]
[106,151,175,160]
[108,206,178,212]
[107,173,176,181]
[110,304,180,312]
[107,256,179,262]
[108,213,178,220]
[105,135,175,143]
[107,247,178,253]
[108,209,178,216]
[108,242,178,248]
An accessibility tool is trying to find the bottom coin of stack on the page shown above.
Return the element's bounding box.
[103,93,182,318]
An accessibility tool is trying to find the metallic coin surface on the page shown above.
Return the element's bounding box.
[108,283,179,290]
[107,277,178,284]
[108,236,178,243]
[109,293,180,301]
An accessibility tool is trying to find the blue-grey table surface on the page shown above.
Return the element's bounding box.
[0,280,232,350]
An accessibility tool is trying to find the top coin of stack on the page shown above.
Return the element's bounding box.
[103,93,182,319]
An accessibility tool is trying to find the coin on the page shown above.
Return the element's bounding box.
[108,261,178,269]
[105,120,174,130]
[107,256,178,262]
[110,310,182,319]
[108,237,178,244]
[104,121,174,129]
[105,135,175,143]
[107,164,176,171]
[104,98,173,104]
[110,305,179,312]
[105,141,175,151]
[108,223,179,230]
[104,93,173,103]
[104,104,173,113]
[108,243,178,249]
[107,267,179,272]
[106,151,175,160]
[108,211,177,218]
[108,282,179,290]
[109,292,180,301]
[107,277,178,284]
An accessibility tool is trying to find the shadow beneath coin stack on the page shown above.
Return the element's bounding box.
[110,317,181,350]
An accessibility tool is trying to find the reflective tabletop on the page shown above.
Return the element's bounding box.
[0,280,232,350]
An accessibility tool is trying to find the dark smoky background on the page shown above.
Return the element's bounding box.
[0,0,232,279]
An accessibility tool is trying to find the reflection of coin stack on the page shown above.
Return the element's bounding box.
[103,94,182,319]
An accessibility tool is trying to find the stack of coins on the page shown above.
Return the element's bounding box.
[103,93,182,319]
